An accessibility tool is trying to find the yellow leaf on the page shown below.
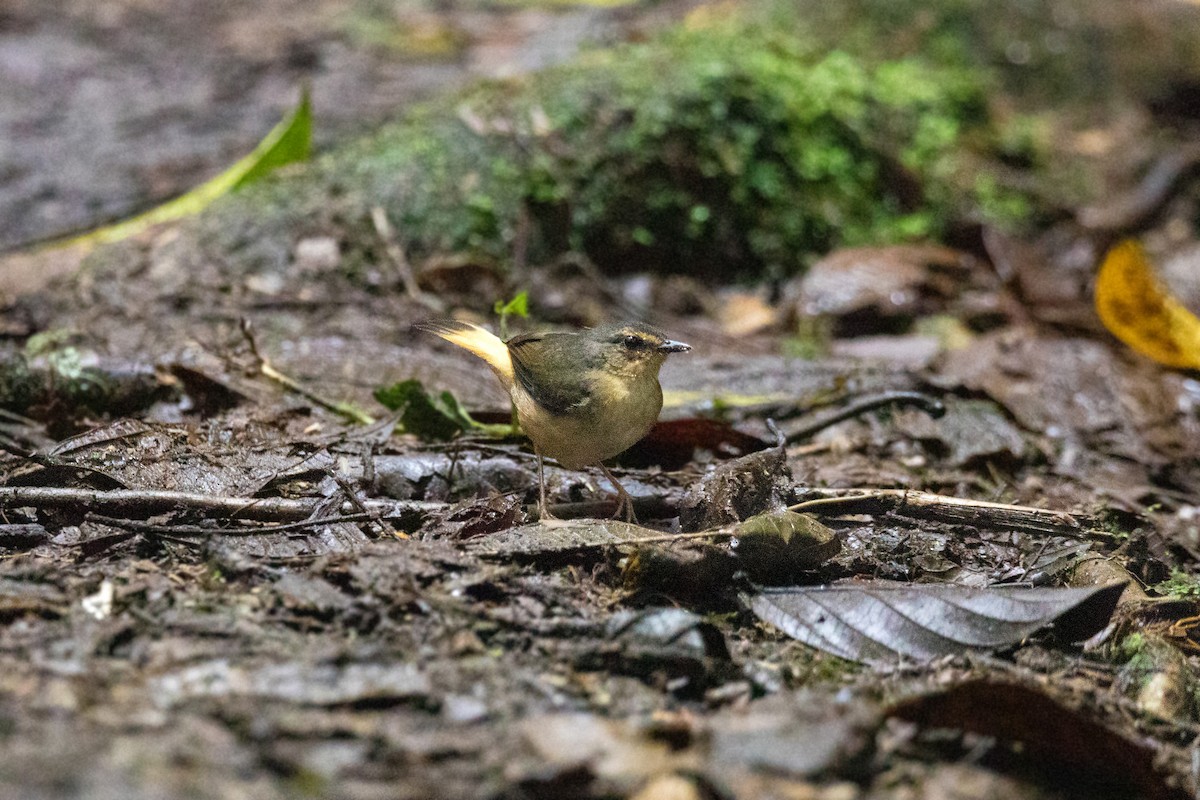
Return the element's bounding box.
[1094,240,1200,370]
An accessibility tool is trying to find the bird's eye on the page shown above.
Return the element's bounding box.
[622,334,645,350]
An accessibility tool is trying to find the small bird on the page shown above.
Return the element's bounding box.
[416,319,691,521]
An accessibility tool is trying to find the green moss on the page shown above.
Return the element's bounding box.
[1151,570,1200,599]
[783,643,863,686]
[1114,632,1157,690]
[185,1,1037,285]
[1117,631,1147,660]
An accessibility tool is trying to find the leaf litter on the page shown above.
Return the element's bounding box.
[2,281,1194,798]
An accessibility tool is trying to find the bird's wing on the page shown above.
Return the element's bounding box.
[507,332,593,415]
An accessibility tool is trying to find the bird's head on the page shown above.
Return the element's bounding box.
[588,322,691,379]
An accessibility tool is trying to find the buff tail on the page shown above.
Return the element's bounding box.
[414,320,514,384]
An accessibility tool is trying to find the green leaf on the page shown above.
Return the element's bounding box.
[493,291,529,319]
[493,290,529,340]
[58,88,313,251]
[375,378,477,441]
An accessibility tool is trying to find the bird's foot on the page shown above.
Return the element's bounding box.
[597,462,638,523]
[612,492,637,524]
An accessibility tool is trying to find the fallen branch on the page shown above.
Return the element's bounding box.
[0,485,439,523]
[789,489,1087,536]
[371,205,444,311]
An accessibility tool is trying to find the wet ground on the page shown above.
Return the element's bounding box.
[4,2,1200,799]
[0,0,695,252]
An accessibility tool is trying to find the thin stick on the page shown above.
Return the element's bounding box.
[371,206,443,310]
[0,485,439,522]
[785,391,945,444]
[86,511,387,537]
[240,318,375,425]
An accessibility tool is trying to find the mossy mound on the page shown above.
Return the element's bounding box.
[187,6,1028,285]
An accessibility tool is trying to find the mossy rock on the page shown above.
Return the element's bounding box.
[170,3,1030,287]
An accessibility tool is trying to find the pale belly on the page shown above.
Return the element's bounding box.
[511,375,663,469]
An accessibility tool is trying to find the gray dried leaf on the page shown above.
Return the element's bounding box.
[749,580,1125,665]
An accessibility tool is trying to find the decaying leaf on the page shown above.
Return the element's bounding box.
[679,443,791,530]
[786,244,976,321]
[707,689,879,779]
[571,607,733,692]
[604,607,729,660]
[889,681,1188,800]
[149,660,430,708]
[468,519,656,560]
[625,511,840,599]
[514,713,676,792]
[1094,240,1200,369]
[729,511,841,580]
[749,580,1125,665]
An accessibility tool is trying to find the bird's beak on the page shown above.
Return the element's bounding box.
[658,339,692,353]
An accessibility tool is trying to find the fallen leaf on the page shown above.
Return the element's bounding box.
[469,519,655,560]
[729,511,841,580]
[1078,145,1200,233]
[517,714,675,786]
[572,607,734,693]
[789,244,974,319]
[890,681,1188,800]
[604,607,730,662]
[623,511,839,600]
[1094,240,1200,369]
[149,660,430,708]
[708,690,877,778]
[630,774,706,800]
[679,444,791,530]
[748,580,1125,665]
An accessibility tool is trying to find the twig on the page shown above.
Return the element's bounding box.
[789,488,1087,536]
[0,485,439,523]
[784,391,945,444]
[0,435,48,465]
[240,318,375,425]
[371,206,443,311]
[86,511,388,537]
[327,469,388,537]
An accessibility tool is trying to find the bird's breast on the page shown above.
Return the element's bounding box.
[512,371,663,469]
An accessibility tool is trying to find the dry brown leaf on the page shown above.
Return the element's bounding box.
[1094,240,1200,369]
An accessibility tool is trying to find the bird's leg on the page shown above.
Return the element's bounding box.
[597,462,636,523]
[536,451,560,522]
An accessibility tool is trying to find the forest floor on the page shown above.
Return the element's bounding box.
[3,2,1200,799]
